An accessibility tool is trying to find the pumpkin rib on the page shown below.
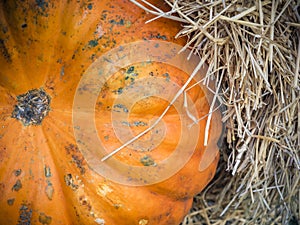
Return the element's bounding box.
[41,117,186,225]
[0,89,15,116]
[31,127,77,225]
[39,120,91,224]
[0,2,50,92]
[0,124,73,224]
[0,2,69,95]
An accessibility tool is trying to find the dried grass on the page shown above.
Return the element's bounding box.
[131,0,300,224]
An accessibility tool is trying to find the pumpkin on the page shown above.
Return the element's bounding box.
[0,0,222,224]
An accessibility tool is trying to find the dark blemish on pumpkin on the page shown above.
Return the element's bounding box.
[125,68,138,83]
[44,165,51,177]
[17,203,32,225]
[140,155,156,167]
[126,66,134,74]
[72,155,86,174]
[12,179,22,191]
[73,206,81,220]
[65,144,86,174]
[90,53,96,61]
[36,0,48,11]
[60,66,65,79]
[104,135,109,140]
[158,34,167,40]
[11,88,51,126]
[79,196,87,205]
[155,43,159,48]
[96,101,103,107]
[7,198,15,206]
[0,39,12,63]
[112,87,123,95]
[162,73,170,81]
[113,104,128,113]
[64,174,79,190]
[103,57,113,63]
[39,212,52,225]
[109,19,124,26]
[87,3,93,10]
[88,40,98,47]
[14,169,22,176]
[133,121,147,127]
[21,23,27,28]
[112,39,116,46]
[114,204,121,209]
[72,49,78,60]
[79,196,92,211]
[101,11,108,20]
[44,76,55,90]
[150,33,167,40]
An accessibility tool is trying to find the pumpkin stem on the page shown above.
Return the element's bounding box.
[11,88,51,126]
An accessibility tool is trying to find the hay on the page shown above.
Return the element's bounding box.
[131,0,300,224]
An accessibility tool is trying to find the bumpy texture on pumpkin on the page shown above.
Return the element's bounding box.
[0,0,222,224]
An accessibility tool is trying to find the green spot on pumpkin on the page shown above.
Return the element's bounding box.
[44,165,51,177]
[140,155,156,167]
[7,198,15,206]
[17,203,32,225]
[87,3,93,10]
[162,72,170,81]
[126,66,134,74]
[36,0,48,11]
[39,212,52,225]
[88,40,98,47]
[14,169,22,176]
[12,179,22,192]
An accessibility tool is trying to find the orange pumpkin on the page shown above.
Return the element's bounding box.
[0,0,222,224]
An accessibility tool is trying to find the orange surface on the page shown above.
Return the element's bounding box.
[0,1,222,224]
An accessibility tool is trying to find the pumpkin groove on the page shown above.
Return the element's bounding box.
[0,0,222,224]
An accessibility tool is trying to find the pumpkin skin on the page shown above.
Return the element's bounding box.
[0,0,222,224]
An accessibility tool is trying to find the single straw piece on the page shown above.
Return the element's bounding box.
[101,55,208,161]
